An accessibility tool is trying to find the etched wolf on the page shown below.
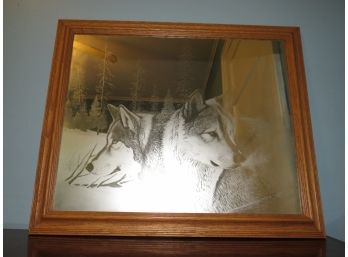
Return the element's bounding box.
[75,90,243,212]
[140,91,243,212]
[79,104,152,187]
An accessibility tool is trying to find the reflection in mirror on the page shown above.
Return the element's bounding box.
[53,35,300,213]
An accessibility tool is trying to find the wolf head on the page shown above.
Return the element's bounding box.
[85,104,142,176]
[178,91,243,169]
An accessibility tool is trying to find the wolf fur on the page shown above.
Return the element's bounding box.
[140,91,241,212]
[80,104,152,187]
[74,91,242,212]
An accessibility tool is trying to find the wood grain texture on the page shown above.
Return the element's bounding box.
[29,20,325,238]
[8,229,341,257]
[28,234,326,257]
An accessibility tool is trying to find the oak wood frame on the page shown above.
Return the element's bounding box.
[29,20,325,238]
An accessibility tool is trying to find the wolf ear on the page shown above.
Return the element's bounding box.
[107,104,120,121]
[205,95,223,107]
[183,90,205,120]
[119,105,141,133]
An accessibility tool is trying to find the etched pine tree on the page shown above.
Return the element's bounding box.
[63,98,74,128]
[89,95,107,134]
[69,62,89,130]
[150,83,160,113]
[161,88,175,114]
[64,98,74,128]
[74,100,89,131]
[69,63,87,110]
[155,89,175,122]
[96,41,114,114]
[131,61,145,112]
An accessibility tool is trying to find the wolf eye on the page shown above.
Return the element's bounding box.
[207,131,218,138]
[201,130,219,142]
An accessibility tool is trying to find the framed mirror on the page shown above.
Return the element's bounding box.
[29,20,325,238]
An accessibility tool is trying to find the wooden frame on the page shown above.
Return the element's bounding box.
[29,20,325,238]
